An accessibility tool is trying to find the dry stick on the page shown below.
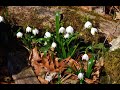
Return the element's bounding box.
[113,6,120,12]
[61,74,72,82]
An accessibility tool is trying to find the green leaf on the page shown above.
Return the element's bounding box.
[86,56,95,78]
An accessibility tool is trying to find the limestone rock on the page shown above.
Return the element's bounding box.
[109,35,120,51]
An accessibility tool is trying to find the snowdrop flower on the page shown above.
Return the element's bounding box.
[26,26,32,33]
[90,27,98,35]
[59,27,65,33]
[82,54,89,61]
[0,16,4,22]
[16,32,23,38]
[84,21,92,29]
[51,42,57,48]
[78,73,84,80]
[66,26,74,34]
[32,28,39,35]
[44,32,51,38]
[64,33,69,39]
[45,75,52,82]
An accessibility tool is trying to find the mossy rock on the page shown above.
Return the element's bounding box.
[100,49,120,84]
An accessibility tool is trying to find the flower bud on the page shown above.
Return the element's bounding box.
[90,27,98,35]
[32,28,39,35]
[26,26,32,33]
[84,21,92,29]
[66,26,74,34]
[59,27,65,33]
[16,32,23,38]
[64,33,69,39]
[78,73,84,80]
[82,54,89,61]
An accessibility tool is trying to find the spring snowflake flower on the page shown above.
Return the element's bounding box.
[16,32,23,38]
[84,21,92,29]
[44,41,47,46]
[66,26,74,34]
[51,42,57,48]
[82,54,89,61]
[90,27,98,35]
[26,26,32,33]
[59,27,65,33]
[45,75,52,82]
[64,33,69,39]
[0,16,4,22]
[78,73,84,80]
[32,28,39,35]
[44,32,51,38]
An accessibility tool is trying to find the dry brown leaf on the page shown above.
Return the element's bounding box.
[92,76,99,82]
[42,55,50,69]
[84,78,94,84]
[38,76,48,84]
[49,58,55,71]
[59,57,71,67]
[31,47,41,61]
[114,11,120,20]
[83,61,88,71]
[54,58,59,68]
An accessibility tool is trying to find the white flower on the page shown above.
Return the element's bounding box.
[26,26,32,33]
[32,28,39,35]
[45,75,52,82]
[44,41,47,46]
[59,27,65,33]
[84,21,92,29]
[78,73,84,80]
[51,42,57,48]
[0,16,4,22]
[16,32,23,38]
[88,61,91,65]
[64,33,69,39]
[90,27,98,35]
[82,54,89,61]
[44,32,51,38]
[66,26,74,34]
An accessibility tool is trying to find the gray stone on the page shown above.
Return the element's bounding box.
[109,35,120,51]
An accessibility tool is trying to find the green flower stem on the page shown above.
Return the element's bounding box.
[86,56,94,78]
[70,44,79,58]
[55,11,60,42]
[80,79,84,84]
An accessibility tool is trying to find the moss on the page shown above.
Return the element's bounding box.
[100,49,120,84]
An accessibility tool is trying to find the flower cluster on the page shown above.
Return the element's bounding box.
[59,26,74,39]
[16,26,39,38]
[84,21,98,35]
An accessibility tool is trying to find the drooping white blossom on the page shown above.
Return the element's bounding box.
[84,21,92,29]
[16,32,23,38]
[90,27,98,35]
[45,75,52,82]
[82,54,89,61]
[51,42,57,48]
[44,32,51,38]
[32,28,39,35]
[66,26,74,34]
[59,27,65,34]
[64,33,69,39]
[26,26,32,33]
[44,41,47,46]
[78,73,84,80]
[0,16,4,22]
